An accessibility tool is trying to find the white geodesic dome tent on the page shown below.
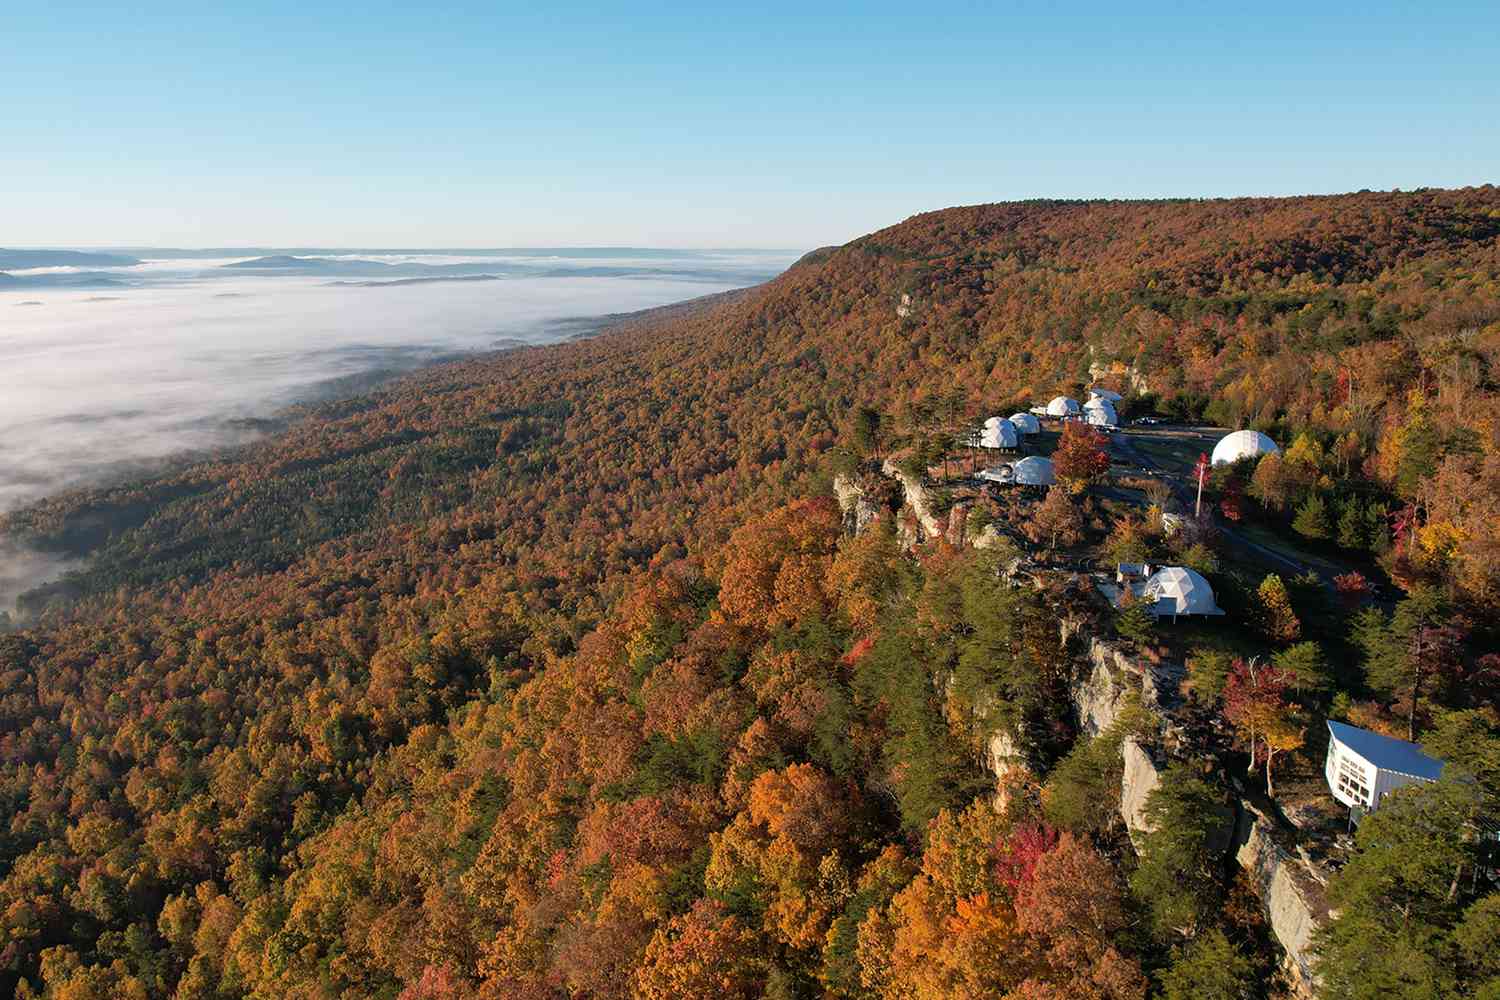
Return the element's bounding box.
[1012,456,1056,486]
[1083,397,1118,427]
[1046,396,1081,417]
[1087,388,1124,402]
[979,416,1019,449]
[1211,429,1280,467]
[1008,412,1041,435]
[1142,566,1223,617]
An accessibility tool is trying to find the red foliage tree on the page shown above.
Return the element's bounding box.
[1223,659,1304,797]
[1051,422,1112,490]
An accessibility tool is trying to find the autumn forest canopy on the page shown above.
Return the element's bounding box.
[1,188,1499,1000]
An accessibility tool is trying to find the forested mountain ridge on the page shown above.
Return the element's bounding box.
[2,189,1498,999]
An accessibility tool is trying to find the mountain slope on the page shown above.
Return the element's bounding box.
[1,189,1499,998]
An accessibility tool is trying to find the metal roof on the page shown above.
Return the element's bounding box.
[1327,720,1445,780]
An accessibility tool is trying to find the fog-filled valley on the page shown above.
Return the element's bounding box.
[0,248,796,515]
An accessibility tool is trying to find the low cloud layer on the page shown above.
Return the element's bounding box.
[0,249,796,610]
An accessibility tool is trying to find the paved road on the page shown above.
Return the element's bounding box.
[1108,430,1319,580]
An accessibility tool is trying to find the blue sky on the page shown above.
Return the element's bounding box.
[5,2,1497,248]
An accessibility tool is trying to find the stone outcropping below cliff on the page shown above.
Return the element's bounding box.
[1060,628,1327,995]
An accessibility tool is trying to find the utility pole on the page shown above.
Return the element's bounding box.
[1194,452,1209,519]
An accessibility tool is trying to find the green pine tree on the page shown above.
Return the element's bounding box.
[1273,641,1332,695]
[1129,763,1228,939]
[1314,778,1484,1000]
[1114,597,1156,644]
[1159,929,1255,1000]
[1292,491,1331,541]
[1363,499,1391,553]
[1336,495,1366,550]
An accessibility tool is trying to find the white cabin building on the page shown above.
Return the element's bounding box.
[1325,720,1444,814]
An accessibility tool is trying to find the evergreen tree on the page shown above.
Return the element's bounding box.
[1185,648,1235,703]
[1273,641,1333,695]
[1292,492,1331,541]
[1362,499,1391,553]
[1114,596,1156,645]
[1315,778,1484,1000]
[1158,929,1254,1000]
[1042,710,1145,836]
[1129,764,1227,939]
[1357,587,1457,740]
[1336,495,1366,550]
[851,406,884,461]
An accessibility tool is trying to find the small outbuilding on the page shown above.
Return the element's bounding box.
[1008,412,1041,435]
[977,465,1015,485]
[1325,720,1444,815]
[1011,456,1057,486]
[1211,429,1281,467]
[1046,396,1081,418]
[978,416,1019,449]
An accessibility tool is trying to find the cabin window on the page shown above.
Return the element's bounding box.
[1337,757,1370,804]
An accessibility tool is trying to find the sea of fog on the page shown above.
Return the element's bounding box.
[0,247,796,608]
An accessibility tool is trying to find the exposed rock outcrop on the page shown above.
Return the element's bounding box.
[1062,623,1325,996]
[1120,738,1163,839]
[881,459,944,542]
[1088,355,1149,395]
[1234,797,1330,992]
[832,473,881,537]
[1068,634,1185,737]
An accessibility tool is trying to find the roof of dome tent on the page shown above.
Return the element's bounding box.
[1046,396,1081,416]
[979,416,1018,449]
[1008,412,1041,434]
[1211,429,1281,466]
[1088,388,1124,402]
[1142,566,1224,616]
[1012,456,1056,485]
[1084,398,1118,426]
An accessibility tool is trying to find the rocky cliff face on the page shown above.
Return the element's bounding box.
[880,459,945,544]
[1058,627,1326,995]
[1233,797,1332,991]
[832,473,882,537]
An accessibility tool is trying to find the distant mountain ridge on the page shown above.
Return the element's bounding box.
[0,271,126,289]
[0,249,140,269]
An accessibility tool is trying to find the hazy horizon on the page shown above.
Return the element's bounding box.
[0,246,798,609]
[1,247,798,510]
